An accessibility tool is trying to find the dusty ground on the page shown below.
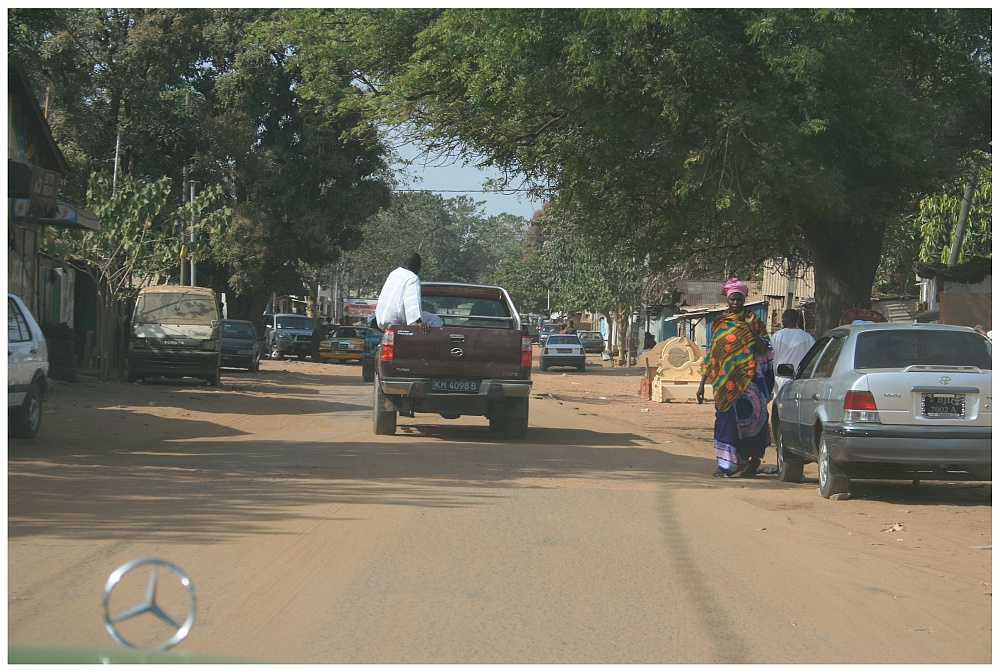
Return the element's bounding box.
[7,351,992,663]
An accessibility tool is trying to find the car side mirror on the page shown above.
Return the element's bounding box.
[776,363,796,378]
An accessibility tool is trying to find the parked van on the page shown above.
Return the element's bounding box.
[127,286,221,386]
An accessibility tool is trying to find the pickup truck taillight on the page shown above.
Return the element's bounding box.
[380,328,395,361]
[521,335,532,368]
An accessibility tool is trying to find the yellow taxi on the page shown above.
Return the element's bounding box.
[319,326,373,363]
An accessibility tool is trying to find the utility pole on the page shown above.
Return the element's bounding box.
[189,180,198,286]
[180,171,187,286]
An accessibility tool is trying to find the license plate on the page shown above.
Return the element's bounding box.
[432,379,480,393]
[921,393,965,418]
[557,348,572,353]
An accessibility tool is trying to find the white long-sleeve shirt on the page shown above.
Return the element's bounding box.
[375,267,423,329]
[771,327,816,393]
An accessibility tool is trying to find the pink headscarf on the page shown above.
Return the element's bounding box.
[722,277,749,298]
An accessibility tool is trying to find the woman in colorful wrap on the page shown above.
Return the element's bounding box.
[696,278,775,478]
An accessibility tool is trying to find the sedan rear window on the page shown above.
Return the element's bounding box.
[546,335,581,346]
[854,330,992,370]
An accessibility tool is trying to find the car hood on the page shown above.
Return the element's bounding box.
[221,336,257,346]
[8,643,272,664]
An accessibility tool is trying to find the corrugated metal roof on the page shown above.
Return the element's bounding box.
[761,260,815,300]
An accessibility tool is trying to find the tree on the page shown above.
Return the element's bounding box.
[340,191,530,300]
[11,9,393,324]
[278,9,991,334]
[43,173,230,381]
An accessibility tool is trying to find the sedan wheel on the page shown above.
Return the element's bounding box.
[818,431,850,498]
[775,420,804,483]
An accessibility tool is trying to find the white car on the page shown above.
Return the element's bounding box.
[8,293,49,438]
[773,322,991,498]
[539,333,587,372]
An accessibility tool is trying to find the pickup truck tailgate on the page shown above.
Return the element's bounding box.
[383,326,527,379]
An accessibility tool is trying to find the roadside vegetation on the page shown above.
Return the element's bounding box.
[9,8,991,370]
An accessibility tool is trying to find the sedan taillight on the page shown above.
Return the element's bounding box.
[843,390,879,423]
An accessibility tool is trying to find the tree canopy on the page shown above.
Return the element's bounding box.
[276,8,991,333]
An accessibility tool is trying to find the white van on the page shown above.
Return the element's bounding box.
[127,286,221,386]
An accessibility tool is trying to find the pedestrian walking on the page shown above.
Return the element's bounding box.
[696,278,775,478]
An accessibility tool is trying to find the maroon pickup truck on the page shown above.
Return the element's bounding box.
[373,282,533,439]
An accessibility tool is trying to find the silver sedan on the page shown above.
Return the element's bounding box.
[772,323,992,498]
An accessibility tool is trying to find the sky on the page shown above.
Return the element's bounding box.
[391,142,543,221]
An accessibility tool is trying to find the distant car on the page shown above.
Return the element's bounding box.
[538,323,562,348]
[320,326,372,363]
[540,333,586,372]
[360,323,383,382]
[220,319,261,372]
[578,330,605,353]
[8,293,49,439]
[772,323,992,499]
[267,313,316,360]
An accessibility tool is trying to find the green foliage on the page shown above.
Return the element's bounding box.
[280,8,991,333]
[43,172,232,297]
[340,191,530,299]
[917,161,992,264]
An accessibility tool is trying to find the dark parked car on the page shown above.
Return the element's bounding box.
[578,330,605,353]
[220,319,261,372]
[772,323,992,499]
[538,323,562,348]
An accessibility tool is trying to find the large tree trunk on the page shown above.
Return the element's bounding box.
[804,217,887,335]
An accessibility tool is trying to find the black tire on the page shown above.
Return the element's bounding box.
[10,381,42,439]
[577,362,586,372]
[127,368,143,383]
[373,374,397,435]
[205,369,220,387]
[502,396,529,440]
[48,364,77,383]
[818,431,849,498]
[47,337,75,354]
[50,351,77,368]
[249,353,260,372]
[775,420,804,483]
[361,360,375,383]
[539,361,548,372]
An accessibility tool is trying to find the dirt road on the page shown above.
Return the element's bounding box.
[7,354,991,663]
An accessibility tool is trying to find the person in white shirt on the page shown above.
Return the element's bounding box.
[375,252,442,330]
[771,309,815,395]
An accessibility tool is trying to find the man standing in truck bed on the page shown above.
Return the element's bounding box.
[375,252,441,330]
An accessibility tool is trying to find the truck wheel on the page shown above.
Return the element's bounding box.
[373,374,397,435]
[362,361,374,383]
[271,345,284,361]
[818,431,849,498]
[502,397,528,440]
[10,381,42,439]
[205,369,220,387]
[488,415,503,432]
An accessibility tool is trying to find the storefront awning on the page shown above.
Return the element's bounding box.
[10,198,100,231]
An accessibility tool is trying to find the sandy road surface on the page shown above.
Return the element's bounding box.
[7,353,991,663]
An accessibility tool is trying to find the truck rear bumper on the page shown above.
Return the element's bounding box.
[380,377,532,398]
